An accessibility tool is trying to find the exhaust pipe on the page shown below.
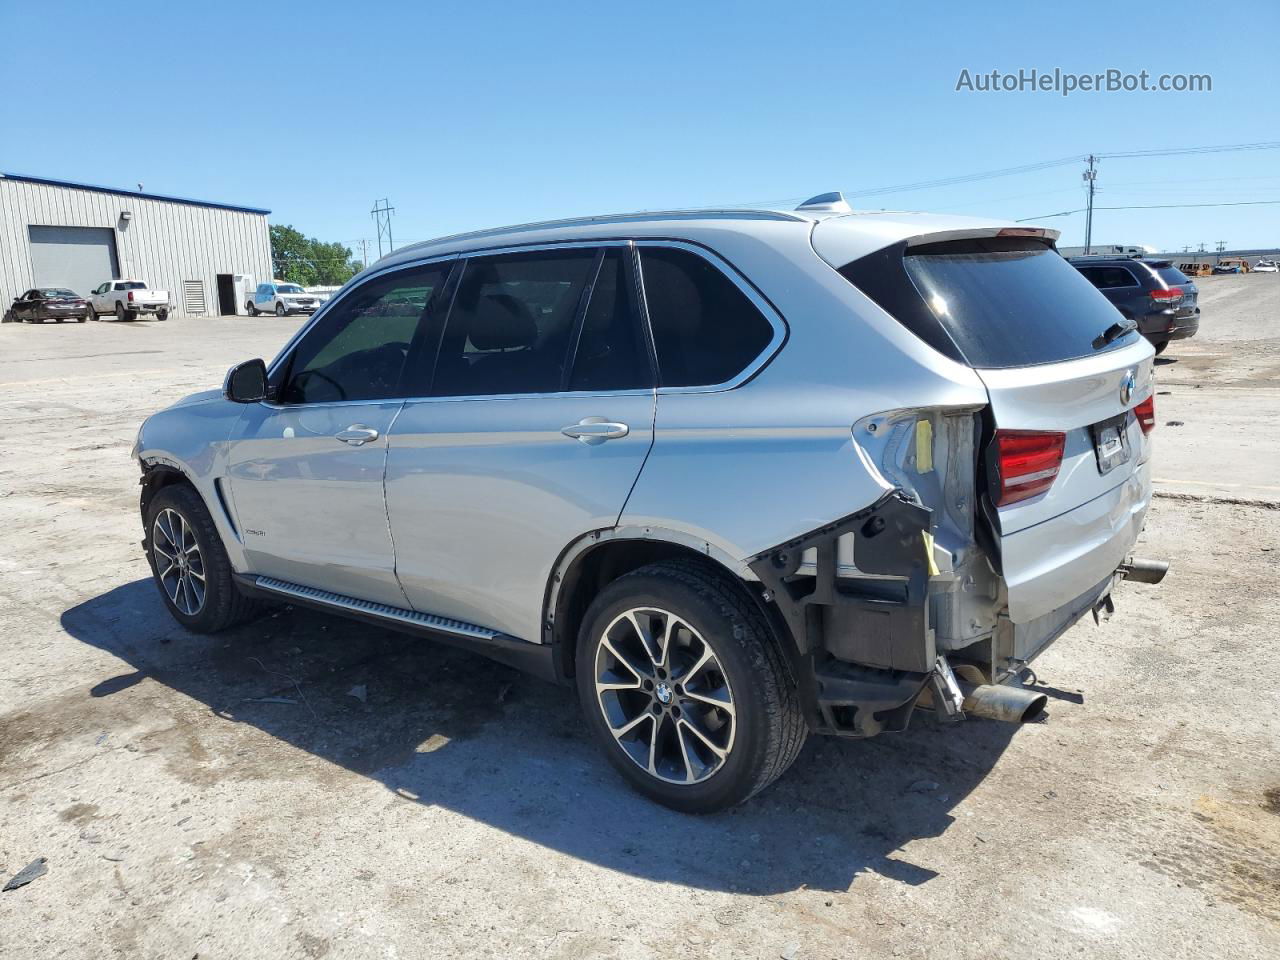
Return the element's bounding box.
[1121,557,1169,584]
[959,682,1048,724]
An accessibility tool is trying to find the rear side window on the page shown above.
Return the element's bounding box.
[1078,266,1138,289]
[840,238,1139,369]
[568,249,652,392]
[432,249,596,397]
[639,246,774,387]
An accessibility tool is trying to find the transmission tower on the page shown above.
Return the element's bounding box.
[372,199,396,258]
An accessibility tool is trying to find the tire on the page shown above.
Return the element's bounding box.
[116,301,137,321]
[247,301,258,316]
[156,309,169,322]
[76,313,86,323]
[575,559,807,813]
[1153,340,1169,355]
[275,302,286,317]
[143,484,261,633]
[55,318,63,323]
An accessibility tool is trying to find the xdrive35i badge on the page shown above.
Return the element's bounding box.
[1119,369,1136,406]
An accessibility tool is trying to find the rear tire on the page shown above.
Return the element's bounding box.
[575,559,807,813]
[247,301,258,316]
[1153,340,1169,355]
[157,309,169,321]
[116,301,137,321]
[144,484,261,633]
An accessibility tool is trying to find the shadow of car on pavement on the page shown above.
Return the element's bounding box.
[62,578,1023,895]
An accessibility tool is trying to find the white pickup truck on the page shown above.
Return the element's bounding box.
[87,280,171,321]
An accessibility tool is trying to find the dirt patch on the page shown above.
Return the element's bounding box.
[58,801,99,824]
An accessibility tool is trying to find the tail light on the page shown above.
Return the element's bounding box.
[128,291,135,302]
[1135,394,1156,435]
[1150,287,1183,304]
[992,430,1066,506]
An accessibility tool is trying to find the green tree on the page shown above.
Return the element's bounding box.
[269,225,360,287]
[269,224,315,285]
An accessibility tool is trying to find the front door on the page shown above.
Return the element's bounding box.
[224,260,452,606]
[385,245,657,642]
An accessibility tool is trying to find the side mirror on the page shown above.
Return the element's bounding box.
[224,358,268,403]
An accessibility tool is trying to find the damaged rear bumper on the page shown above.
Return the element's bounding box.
[750,492,1166,738]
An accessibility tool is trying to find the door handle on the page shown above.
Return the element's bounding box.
[561,417,629,445]
[335,425,379,446]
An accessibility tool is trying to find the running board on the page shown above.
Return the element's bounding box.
[237,575,558,682]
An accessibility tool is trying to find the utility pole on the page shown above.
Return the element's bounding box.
[372,199,396,259]
[1082,155,1097,255]
[360,238,369,271]
[1215,240,1227,264]
[1198,242,1206,254]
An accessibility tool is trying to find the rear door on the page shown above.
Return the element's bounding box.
[384,243,656,642]
[896,238,1154,623]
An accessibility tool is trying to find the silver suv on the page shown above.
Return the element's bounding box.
[135,193,1166,812]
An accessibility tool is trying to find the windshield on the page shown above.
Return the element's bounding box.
[39,288,77,298]
[840,237,1140,369]
[277,284,306,294]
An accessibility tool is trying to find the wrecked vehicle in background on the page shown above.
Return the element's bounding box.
[133,191,1167,813]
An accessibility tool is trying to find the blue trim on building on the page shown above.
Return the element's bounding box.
[0,172,271,216]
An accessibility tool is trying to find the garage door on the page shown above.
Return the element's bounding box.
[27,226,120,298]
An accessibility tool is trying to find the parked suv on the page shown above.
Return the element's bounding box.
[249,281,322,316]
[135,196,1166,812]
[1068,256,1199,354]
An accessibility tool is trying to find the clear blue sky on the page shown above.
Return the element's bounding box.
[3,0,1277,255]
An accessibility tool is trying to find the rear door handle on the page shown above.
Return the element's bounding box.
[335,425,379,446]
[561,417,629,445]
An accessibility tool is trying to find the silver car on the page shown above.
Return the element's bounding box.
[135,193,1166,812]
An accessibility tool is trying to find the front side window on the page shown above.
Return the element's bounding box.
[279,263,448,404]
[431,249,596,397]
[638,246,775,388]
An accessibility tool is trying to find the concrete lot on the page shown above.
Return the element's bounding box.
[1,276,1277,959]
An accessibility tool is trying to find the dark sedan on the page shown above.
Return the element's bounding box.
[8,288,90,323]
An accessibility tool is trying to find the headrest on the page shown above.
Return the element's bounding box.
[469,293,537,351]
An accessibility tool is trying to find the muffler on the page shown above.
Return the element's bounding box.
[959,682,1048,724]
[1120,557,1169,584]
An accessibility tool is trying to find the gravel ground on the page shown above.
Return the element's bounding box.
[0,280,1277,959]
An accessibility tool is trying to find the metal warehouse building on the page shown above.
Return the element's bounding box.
[1,173,272,318]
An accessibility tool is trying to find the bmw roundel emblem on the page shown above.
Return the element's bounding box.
[1120,369,1136,406]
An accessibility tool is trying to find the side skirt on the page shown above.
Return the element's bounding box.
[234,575,558,682]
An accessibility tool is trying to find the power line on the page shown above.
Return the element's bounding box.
[1016,198,1280,222]
[1096,140,1280,159]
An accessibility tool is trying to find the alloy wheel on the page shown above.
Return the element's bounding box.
[151,508,206,616]
[593,607,736,785]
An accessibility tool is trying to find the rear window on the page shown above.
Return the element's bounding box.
[115,281,147,290]
[1151,264,1190,286]
[840,238,1139,369]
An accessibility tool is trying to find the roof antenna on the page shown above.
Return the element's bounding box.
[137,182,144,192]
[796,191,852,214]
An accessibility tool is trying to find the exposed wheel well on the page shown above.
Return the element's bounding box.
[139,465,195,527]
[549,538,780,681]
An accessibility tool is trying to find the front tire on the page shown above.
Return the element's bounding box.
[275,302,286,317]
[144,484,259,633]
[575,560,807,813]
